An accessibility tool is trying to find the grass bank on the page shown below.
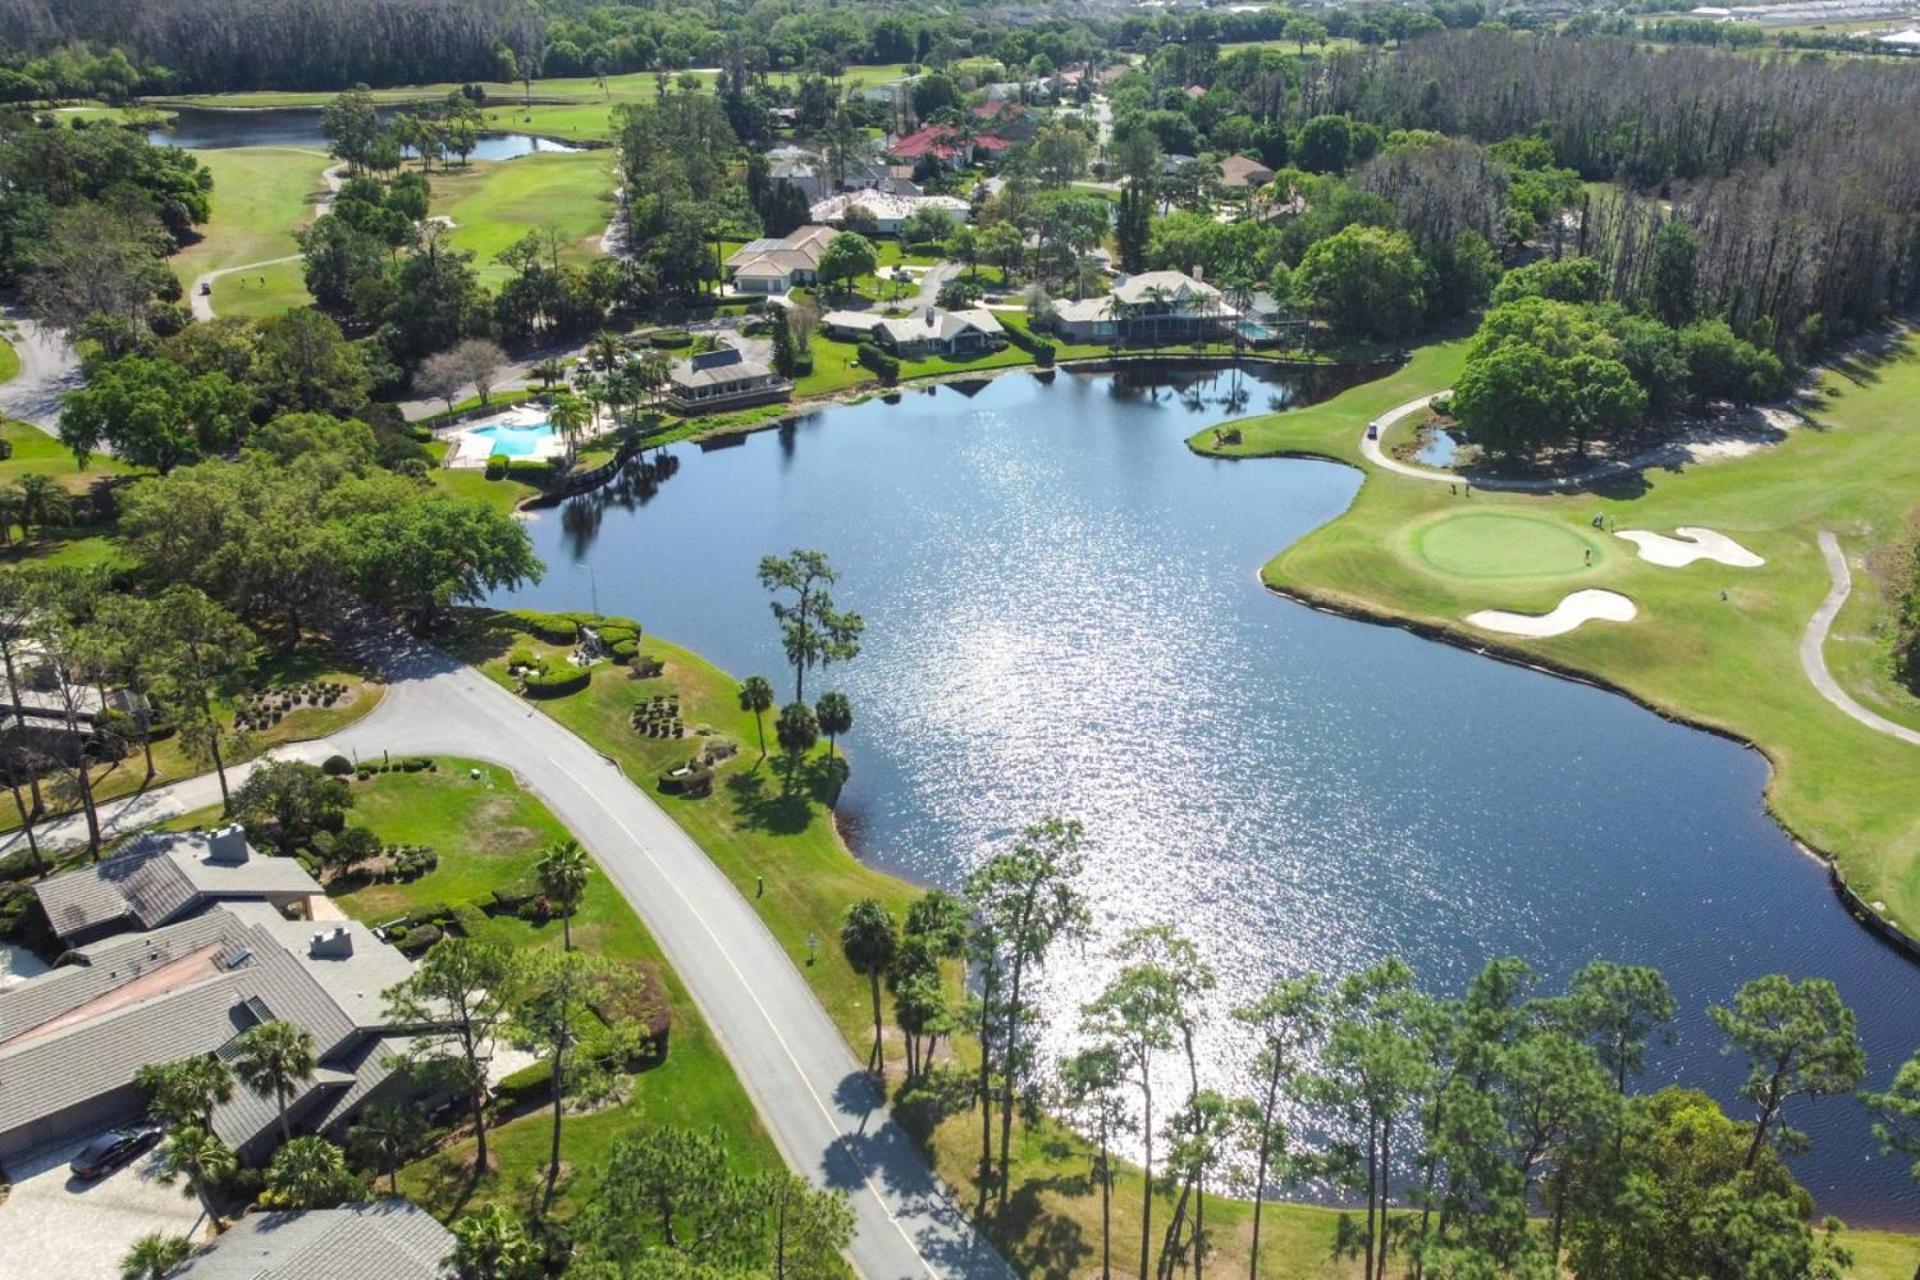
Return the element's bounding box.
[324,759,781,1217]
[1193,331,1920,942]
[0,333,17,384]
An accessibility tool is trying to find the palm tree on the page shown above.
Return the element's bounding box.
[547,393,591,465]
[232,1020,317,1145]
[14,475,71,539]
[347,1100,425,1195]
[840,898,899,1073]
[137,1055,236,1131]
[738,675,775,759]
[814,690,853,760]
[0,489,20,545]
[157,1125,236,1233]
[591,329,623,374]
[263,1135,362,1209]
[119,1233,191,1280]
[531,357,566,390]
[534,838,592,950]
[449,1204,541,1280]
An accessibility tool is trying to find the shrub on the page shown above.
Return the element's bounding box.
[389,844,438,880]
[608,638,639,661]
[484,453,510,480]
[1004,324,1056,366]
[397,923,441,954]
[321,754,353,776]
[507,458,557,482]
[449,903,490,939]
[506,647,541,671]
[494,1059,554,1108]
[648,329,692,348]
[596,624,638,647]
[510,611,580,644]
[857,342,900,383]
[630,654,665,678]
[523,665,591,698]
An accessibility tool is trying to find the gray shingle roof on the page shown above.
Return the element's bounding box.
[167,1201,453,1279]
[0,908,413,1145]
[33,830,320,942]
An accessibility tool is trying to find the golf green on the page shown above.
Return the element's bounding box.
[1413,512,1605,579]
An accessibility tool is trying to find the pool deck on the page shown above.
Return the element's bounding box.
[442,404,570,469]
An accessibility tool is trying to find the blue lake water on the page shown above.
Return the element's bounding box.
[151,106,580,159]
[492,366,1920,1227]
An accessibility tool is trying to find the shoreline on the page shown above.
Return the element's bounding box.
[1197,431,1920,969]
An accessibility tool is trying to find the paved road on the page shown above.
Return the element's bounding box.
[0,307,83,432]
[7,636,1014,1280]
[1801,532,1920,747]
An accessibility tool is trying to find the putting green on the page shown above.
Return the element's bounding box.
[1413,512,1607,579]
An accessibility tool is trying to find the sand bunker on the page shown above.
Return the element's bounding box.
[1466,589,1638,638]
[1615,526,1764,568]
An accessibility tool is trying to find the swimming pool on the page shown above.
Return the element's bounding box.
[468,422,556,458]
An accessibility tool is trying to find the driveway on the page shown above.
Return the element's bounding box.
[0,1135,206,1280]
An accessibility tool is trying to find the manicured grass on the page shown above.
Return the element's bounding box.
[0,333,17,384]
[206,258,314,319]
[0,421,135,495]
[1410,510,1613,579]
[170,146,332,284]
[1194,330,1920,939]
[448,615,924,1047]
[428,151,617,287]
[173,759,779,1219]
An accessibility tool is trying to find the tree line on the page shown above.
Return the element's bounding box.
[840,817,1920,1280]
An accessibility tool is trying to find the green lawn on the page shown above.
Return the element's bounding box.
[428,151,617,287]
[0,333,17,384]
[170,146,333,285]
[167,759,780,1219]
[1195,331,1920,940]
[0,421,134,495]
[205,258,314,318]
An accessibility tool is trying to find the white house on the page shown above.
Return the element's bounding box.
[809,191,972,235]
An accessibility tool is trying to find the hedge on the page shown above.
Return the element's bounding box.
[494,1059,554,1107]
[508,458,557,481]
[648,329,692,348]
[608,638,639,661]
[450,902,491,939]
[524,666,591,698]
[510,611,581,644]
[484,453,510,479]
[1005,324,1056,366]
[857,341,900,383]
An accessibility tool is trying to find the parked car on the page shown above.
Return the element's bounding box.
[68,1124,163,1179]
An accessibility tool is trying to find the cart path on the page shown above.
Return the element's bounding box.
[1801,532,1920,747]
[189,162,344,321]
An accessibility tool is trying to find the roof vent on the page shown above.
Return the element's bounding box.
[206,824,249,866]
[215,945,253,971]
[309,926,354,959]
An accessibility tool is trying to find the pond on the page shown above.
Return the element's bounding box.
[492,365,1920,1227]
[150,105,581,159]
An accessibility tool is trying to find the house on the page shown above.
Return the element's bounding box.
[0,898,420,1166]
[1184,84,1209,100]
[667,345,792,413]
[769,158,826,202]
[165,1200,454,1279]
[971,101,1040,142]
[1048,271,1237,345]
[1218,154,1277,191]
[887,125,1011,170]
[33,826,323,947]
[819,310,889,342]
[724,225,837,295]
[875,307,1005,357]
[809,191,972,235]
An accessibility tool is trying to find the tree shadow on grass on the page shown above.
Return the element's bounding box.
[724,769,817,837]
[412,1147,494,1219]
[441,609,521,667]
[991,1175,1094,1280]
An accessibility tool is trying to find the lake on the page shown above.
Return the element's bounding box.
[150,105,580,159]
[492,365,1920,1227]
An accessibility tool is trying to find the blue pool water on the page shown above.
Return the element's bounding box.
[469,422,554,458]
[493,366,1920,1226]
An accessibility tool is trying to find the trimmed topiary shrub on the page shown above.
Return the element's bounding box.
[857,342,900,383]
[485,453,510,479]
[648,329,692,348]
[321,755,353,776]
[510,611,581,644]
[523,666,591,698]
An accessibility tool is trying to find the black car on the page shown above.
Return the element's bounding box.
[69,1124,163,1179]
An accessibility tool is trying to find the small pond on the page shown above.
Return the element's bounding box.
[492,364,1920,1227]
[150,105,581,159]
[1415,424,1462,467]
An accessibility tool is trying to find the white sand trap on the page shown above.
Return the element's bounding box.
[1466,589,1637,638]
[1615,526,1764,568]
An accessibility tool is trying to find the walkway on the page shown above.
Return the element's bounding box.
[189,163,345,322]
[1801,532,1920,747]
[5,632,1014,1280]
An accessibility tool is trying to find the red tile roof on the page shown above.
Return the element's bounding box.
[890,126,1011,160]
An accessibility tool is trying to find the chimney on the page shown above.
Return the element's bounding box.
[309,926,354,959]
[206,824,250,865]
[1191,264,1205,283]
